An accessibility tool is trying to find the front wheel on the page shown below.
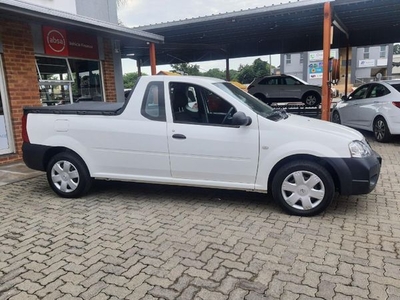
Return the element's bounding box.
[46,152,92,198]
[332,111,341,124]
[373,116,391,142]
[271,161,335,216]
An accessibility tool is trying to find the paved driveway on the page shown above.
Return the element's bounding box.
[0,134,399,300]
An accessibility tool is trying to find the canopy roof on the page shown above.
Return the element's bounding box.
[123,0,400,66]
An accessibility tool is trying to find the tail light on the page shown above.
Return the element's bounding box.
[392,102,400,108]
[22,114,30,143]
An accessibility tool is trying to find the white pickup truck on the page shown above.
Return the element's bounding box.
[22,76,381,216]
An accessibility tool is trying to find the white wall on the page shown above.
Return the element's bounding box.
[20,0,77,14]
[76,0,118,23]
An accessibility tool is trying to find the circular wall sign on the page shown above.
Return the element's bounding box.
[46,30,66,53]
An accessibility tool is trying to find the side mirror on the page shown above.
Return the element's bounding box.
[232,111,252,126]
[341,95,348,101]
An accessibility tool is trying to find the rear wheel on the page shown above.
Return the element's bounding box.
[46,152,92,198]
[302,92,321,107]
[272,160,335,216]
[373,116,391,142]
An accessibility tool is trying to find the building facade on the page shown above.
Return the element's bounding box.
[0,0,162,165]
[280,45,394,95]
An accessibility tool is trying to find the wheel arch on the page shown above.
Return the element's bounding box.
[43,147,91,175]
[372,114,391,132]
[267,154,341,194]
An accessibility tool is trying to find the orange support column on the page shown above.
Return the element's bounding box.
[321,2,332,121]
[149,42,157,75]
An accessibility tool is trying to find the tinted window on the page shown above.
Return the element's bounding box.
[284,77,301,85]
[369,84,390,98]
[349,85,369,100]
[389,83,400,93]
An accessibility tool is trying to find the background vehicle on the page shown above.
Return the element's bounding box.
[331,80,400,142]
[247,74,322,107]
[23,76,381,216]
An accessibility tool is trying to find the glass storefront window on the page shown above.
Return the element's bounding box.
[0,55,14,154]
[36,56,103,105]
[69,59,103,102]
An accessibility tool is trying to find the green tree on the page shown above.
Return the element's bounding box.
[394,44,400,54]
[170,63,201,76]
[123,72,146,88]
[236,64,255,84]
[236,58,272,84]
[202,68,226,80]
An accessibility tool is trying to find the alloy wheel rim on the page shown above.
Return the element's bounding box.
[281,170,325,211]
[51,160,80,193]
[374,120,385,140]
[305,95,316,106]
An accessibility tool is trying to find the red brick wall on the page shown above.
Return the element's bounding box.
[0,24,118,166]
[0,20,40,165]
[102,38,117,103]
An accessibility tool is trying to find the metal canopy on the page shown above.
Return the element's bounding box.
[123,0,400,66]
[0,0,163,47]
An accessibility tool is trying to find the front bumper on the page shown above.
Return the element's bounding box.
[326,151,382,195]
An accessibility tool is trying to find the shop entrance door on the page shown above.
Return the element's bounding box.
[0,56,14,155]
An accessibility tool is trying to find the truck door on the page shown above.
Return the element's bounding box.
[166,82,259,188]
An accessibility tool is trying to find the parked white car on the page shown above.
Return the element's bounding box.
[331,80,400,142]
[23,76,381,216]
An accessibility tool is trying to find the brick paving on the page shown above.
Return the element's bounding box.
[0,133,399,299]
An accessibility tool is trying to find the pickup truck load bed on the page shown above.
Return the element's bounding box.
[22,75,381,216]
[24,102,125,115]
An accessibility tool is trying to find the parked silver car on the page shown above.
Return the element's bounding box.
[247,74,322,107]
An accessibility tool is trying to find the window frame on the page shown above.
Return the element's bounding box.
[286,54,292,64]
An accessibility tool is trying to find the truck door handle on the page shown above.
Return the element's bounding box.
[172,134,186,139]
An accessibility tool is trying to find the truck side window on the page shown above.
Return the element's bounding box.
[141,82,165,121]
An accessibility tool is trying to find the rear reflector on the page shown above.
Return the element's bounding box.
[392,102,400,108]
[22,114,29,143]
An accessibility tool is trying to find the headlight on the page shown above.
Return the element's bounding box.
[349,140,372,158]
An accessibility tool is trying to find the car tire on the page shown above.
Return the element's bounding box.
[373,116,391,143]
[302,92,321,107]
[46,151,92,198]
[332,111,341,124]
[271,160,335,216]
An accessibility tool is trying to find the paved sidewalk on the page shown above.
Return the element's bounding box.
[0,134,399,299]
[0,162,42,186]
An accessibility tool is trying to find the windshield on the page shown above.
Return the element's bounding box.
[214,82,275,118]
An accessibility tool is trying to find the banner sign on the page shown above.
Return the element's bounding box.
[43,26,99,59]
